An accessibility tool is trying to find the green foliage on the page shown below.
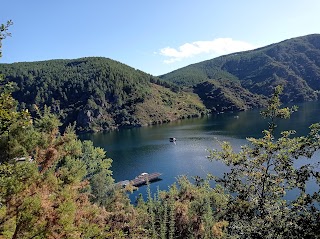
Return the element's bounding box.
[194,79,266,113]
[1,19,320,239]
[135,84,207,126]
[0,105,128,238]
[0,21,145,238]
[208,86,320,238]
[260,85,298,132]
[138,176,229,239]
[0,22,33,163]
[0,58,205,133]
[0,81,118,238]
[80,140,114,206]
[2,116,146,238]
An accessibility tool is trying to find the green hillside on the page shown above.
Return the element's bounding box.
[160,34,320,108]
[194,79,266,113]
[2,35,320,132]
[0,57,206,132]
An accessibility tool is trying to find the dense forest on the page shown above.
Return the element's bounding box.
[2,35,320,133]
[0,57,206,132]
[160,34,320,111]
[1,21,320,238]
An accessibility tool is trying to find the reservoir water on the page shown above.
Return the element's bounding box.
[80,101,320,201]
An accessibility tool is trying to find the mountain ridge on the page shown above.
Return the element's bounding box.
[1,34,320,132]
[160,34,320,109]
[0,57,206,132]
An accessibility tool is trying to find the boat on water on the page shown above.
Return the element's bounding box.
[169,137,176,142]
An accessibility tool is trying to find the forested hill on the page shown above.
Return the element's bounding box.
[2,35,319,132]
[160,34,320,109]
[0,57,206,132]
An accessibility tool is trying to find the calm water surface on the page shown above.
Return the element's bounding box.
[80,101,320,200]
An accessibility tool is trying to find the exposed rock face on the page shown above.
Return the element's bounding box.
[77,110,94,128]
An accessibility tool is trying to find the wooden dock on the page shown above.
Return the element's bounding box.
[117,172,162,188]
[131,172,162,186]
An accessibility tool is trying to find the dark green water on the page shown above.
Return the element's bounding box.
[80,101,320,201]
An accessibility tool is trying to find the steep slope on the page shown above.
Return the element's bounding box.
[160,34,320,106]
[0,57,206,132]
[194,79,266,113]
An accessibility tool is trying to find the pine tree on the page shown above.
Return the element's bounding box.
[208,86,320,238]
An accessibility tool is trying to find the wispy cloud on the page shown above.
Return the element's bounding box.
[159,38,257,64]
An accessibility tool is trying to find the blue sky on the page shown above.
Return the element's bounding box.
[1,0,320,76]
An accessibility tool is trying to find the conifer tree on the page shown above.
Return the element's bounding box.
[0,23,135,238]
[209,85,320,238]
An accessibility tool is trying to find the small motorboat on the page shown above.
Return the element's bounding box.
[169,137,176,142]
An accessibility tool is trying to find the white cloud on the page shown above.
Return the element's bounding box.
[159,38,257,64]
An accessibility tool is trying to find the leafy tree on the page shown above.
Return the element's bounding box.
[208,85,320,238]
[0,21,149,239]
[0,100,132,238]
[80,140,114,206]
[0,20,33,163]
[3,18,320,239]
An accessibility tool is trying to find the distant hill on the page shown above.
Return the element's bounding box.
[2,34,320,132]
[0,57,206,132]
[160,34,320,111]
